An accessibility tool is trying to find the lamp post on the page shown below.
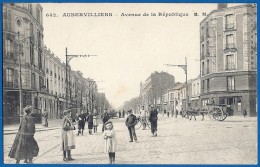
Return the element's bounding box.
[165,57,188,116]
[65,47,96,109]
[16,31,33,122]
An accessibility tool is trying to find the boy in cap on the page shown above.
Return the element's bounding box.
[125,109,138,142]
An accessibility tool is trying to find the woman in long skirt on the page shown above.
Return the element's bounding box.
[8,105,39,164]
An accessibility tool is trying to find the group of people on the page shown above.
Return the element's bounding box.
[76,110,99,135]
[8,105,158,164]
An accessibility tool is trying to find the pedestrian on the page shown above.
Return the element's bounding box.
[42,110,48,127]
[140,106,147,130]
[243,109,247,118]
[101,109,110,133]
[167,110,170,118]
[148,105,158,137]
[77,110,86,136]
[122,110,125,118]
[125,109,138,142]
[8,105,39,164]
[93,109,99,133]
[103,121,116,164]
[118,110,121,118]
[87,112,94,134]
[61,109,76,161]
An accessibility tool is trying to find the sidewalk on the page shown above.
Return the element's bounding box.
[4,119,63,135]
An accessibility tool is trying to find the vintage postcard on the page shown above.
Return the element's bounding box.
[2,3,257,164]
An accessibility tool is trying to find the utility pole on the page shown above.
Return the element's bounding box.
[17,32,23,122]
[165,57,188,116]
[65,48,96,109]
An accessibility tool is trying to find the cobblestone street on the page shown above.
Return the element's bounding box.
[4,115,257,164]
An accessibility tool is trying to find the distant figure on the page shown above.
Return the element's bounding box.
[77,110,86,136]
[118,110,121,118]
[167,110,170,118]
[122,110,125,118]
[243,109,247,118]
[87,112,94,134]
[103,121,116,164]
[148,105,158,137]
[42,110,48,127]
[125,109,138,142]
[9,105,39,164]
[101,109,110,132]
[61,109,76,161]
[93,109,98,133]
[140,106,147,130]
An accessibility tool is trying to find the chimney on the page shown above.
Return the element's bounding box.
[218,4,228,9]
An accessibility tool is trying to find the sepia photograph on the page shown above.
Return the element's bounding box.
[2,2,257,164]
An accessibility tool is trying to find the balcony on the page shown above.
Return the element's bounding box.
[226,64,236,71]
[225,23,235,30]
[226,43,235,49]
[224,43,237,53]
[4,81,18,88]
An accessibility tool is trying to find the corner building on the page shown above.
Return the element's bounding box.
[200,4,257,116]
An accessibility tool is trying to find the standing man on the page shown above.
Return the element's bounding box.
[77,110,86,136]
[148,105,158,137]
[125,109,138,142]
[101,109,110,133]
[140,106,147,130]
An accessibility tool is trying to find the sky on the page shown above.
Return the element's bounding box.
[41,3,243,108]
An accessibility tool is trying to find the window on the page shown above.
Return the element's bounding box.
[36,8,41,22]
[32,73,36,89]
[202,62,205,75]
[6,68,14,86]
[3,8,12,30]
[4,39,12,56]
[202,80,205,93]
[207,79,210,92]
[30,43,34,65]
[28,4,32,14]
[226,34,234,48]
[227,76,235,90]
[225,14,234,29]
[207,59,209,74]
[201,44,205,57]
[38,49,42,69]
[39,76,44,89]
[226,54,236,70]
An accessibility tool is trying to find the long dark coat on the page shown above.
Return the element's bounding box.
[8,114,39,160]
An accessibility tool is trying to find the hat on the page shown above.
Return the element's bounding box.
[128,109,132,113]
[24,105,32,114]
[63,109,71,114]
[105,121,113,126]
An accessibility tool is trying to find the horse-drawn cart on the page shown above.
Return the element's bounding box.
[206,104,230,121]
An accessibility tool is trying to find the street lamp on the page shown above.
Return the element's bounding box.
[16,31,33,122]
[65,47,96,109]
[165,57,188,116]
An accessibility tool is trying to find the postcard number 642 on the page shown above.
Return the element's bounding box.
[46,13,58,17]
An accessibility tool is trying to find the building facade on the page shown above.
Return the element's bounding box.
[200,4,257,116]
[3,3,44,124]
[44,46,66,119]
[140,71,175,111]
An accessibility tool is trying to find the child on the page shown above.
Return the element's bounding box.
[103,121,116,164]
